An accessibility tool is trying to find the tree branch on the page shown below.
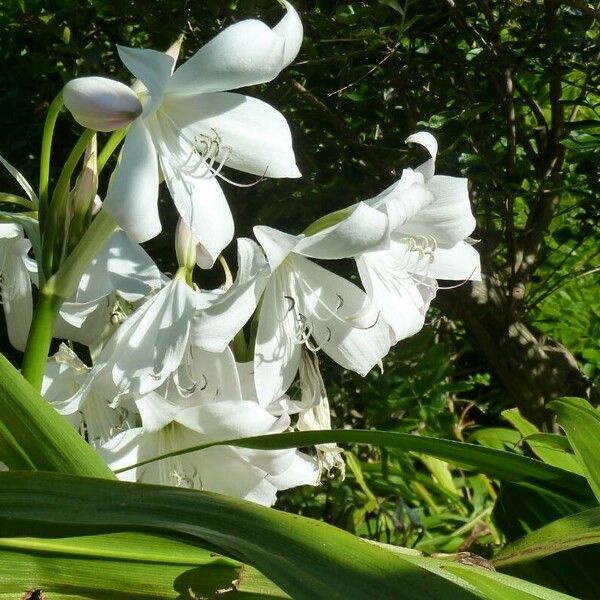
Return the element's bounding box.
[287,76,396,180]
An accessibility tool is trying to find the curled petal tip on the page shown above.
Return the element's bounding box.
[405,131,438,163]
[273,1,303,68]
[63,76,142,132]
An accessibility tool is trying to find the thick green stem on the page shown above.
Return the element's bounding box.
[42,128,96,278]
[21,210,117,390]
[20,291,62,391]
[38,92,63,226]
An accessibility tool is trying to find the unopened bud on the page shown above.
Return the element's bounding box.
[64,76,142,132]
[71,135,98,218]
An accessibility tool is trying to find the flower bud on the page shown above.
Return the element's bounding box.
[64,76,143,132]
[70,135,98,218]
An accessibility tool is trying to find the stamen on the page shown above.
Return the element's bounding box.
[284,295,296,314]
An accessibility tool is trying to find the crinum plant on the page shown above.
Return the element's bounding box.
[27,5,600,600]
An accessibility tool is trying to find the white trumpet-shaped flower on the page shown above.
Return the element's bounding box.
[252,205,393,405]
[102,347,318,506]
[0,223,35,351]
[61,273,198,415]
[304,132,480,344]
[64,2,303,266]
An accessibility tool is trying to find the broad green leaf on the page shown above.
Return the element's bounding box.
[0,472,580,600]
[549,397,600,502]
[493,483,600,597]
[0,353,113,478]
[0,533,287,599]
[503,409,583,475]
[0,471,483,600]
[494,506,600,568]
[117,429,592,501]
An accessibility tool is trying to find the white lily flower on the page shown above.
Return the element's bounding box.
[0,223,35,351]
[54,230,162,348]
[321,132,481,344]
[62,273,198,415]
[63,2,303,266]
[253,216,393,405]
[102,346,318,506]
[42,344,137,447]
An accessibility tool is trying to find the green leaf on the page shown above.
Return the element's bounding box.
[548,397,600,502]
[0,471,483,600]
[0,533,287,599]
[116,429,592,501]
[0,471,579,600]
[521,434,583,476]
[367,542,576,600]
[0,353,114,479]
[502,409,583,475]
[493,483,600,597]
[494,507,600,568]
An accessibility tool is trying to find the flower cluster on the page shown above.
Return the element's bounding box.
[0,3,479,506]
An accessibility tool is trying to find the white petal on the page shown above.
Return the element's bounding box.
[295,202,390,259]
[267,451,319,489]
[54,298,110,347]
[135,390,181,432]
[180,444,277,505]
[192,238,270,353]
[105,231,162,301]
[159,157,233,268]
[103,120,161,242]
[406,131,438,180]
[293,256,391,375]
[99,428,150,481]
[356,253,427,345]
[117,46,174,117]
[186,346,242,402]
[167,20,286,95]
[399,175,476,247]
[426,241,481,281]
[63,77,143,132]
[254,272,302,405]
[253,225,301,271]
[273,2,304,68]
[0,239,33,351]
[163,92,300,178]
[176,400,279,439]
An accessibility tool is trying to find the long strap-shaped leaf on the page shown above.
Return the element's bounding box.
[117,429,592,501]
[0,533,288,599]
[494,506,600,568]
[0,470,550,600]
